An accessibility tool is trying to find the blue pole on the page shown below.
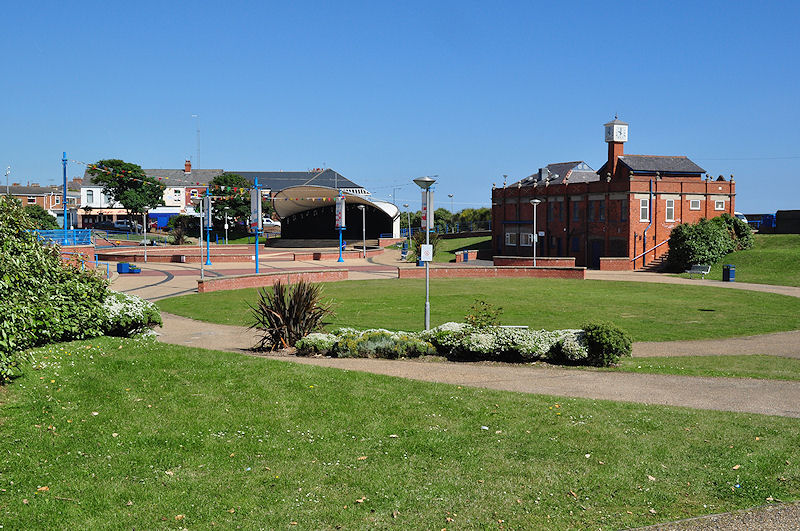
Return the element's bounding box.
[62,152,68,244]
[255,177,260,274]
[338,228,344,262]
[204,190,212,266]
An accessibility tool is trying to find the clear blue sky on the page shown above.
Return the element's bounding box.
[2,0,798,213]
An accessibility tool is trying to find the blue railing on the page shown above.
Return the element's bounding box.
[33,229,92,246]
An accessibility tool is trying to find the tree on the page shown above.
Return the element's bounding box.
[87,159,165,228]
[208,173,252,227]
[24,204,59,230]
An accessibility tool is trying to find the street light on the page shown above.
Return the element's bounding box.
[402,203,410,239]
[5,166,10,196]
[224,207,230,244]
[357,205,366,258]
[413,175,436,330]
[530,199,542,267]
[448,194,454,233]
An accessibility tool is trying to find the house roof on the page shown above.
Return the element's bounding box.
[616,155,705,174]
[82,168,226,187]
[6,184,77,196]
[511,161,598,187]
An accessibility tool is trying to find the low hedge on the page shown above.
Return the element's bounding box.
[295,322,632,367]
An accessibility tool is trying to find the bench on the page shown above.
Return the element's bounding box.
[685,264,711,279]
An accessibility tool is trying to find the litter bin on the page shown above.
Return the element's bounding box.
[463,250,469,263]
[723,264,735,282]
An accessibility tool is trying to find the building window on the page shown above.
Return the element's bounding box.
[572,203,580,221]
[690,199,701,210]
[558,203,564,222]
[520,233,533,246]
[571,236,580,252]
[665,199,675,222]
[640,198,650,221]
[54,196,61,205]
[588,201,595,221]
[715,200,725,210]
[505,232,517,246]
[598,201,606,221]
[27,196,36,204]
[190,189,199,199]
[86,190,94,204]
[620,200,628,221]
[547,202,554,222]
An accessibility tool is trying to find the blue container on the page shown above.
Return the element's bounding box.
[417,260,424,267]
[723,264,735,282]
[117,262,130,274]
[463,250,469,262]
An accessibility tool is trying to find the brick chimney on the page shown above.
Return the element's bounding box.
[184,160,192,174]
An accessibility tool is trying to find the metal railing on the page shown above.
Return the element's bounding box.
[33,229,92,246]
[630,239,670,262]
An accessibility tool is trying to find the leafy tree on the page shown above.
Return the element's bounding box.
[24,204,59,230]
[209,173,251,226]
[87,159,165,228]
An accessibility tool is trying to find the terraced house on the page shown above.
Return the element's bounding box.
[491,119,736,269]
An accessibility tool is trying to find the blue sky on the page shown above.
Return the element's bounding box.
[2,1,798,213]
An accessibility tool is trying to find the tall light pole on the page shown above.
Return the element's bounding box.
[5,166,10,196]
[414,175,436,330]
[448,194,454,233]
[224,207,229,244]
[403,203,410,239]
[530,199,542,267]
[357,205,366,258]
[62,152,68,244]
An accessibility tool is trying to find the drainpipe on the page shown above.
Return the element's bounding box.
[642,178,653,269]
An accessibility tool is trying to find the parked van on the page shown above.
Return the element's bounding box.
[734,212,748,224]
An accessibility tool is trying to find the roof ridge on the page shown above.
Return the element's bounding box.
[620,154,688,159]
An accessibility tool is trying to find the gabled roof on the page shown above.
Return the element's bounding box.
[233,169,367,194]
[511,161,598,187]
[616,155,705,174]
[6,184,75,196]
[82,168,225,186]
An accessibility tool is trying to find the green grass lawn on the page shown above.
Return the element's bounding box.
[609,355,800,381]
[156,278,800,342]
[676,234,800,286]
[434,236,491,262]
[3,337,798,529]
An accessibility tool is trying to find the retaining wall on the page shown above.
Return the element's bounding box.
[599,257,634,271]
[60,245,97,269]
[197,269,349,293]
[454,250,479,262]
[493,256,576,267]
[398,266,585,280]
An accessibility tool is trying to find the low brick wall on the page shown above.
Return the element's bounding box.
[599,257,634,271]
[493,256,576,267]
[378,237,405,247]
[197,269,349,293]
[293,248,384,261]
[398,266,585,280]
[454,250,479,262]
[60,245,97,269]
[95,252,257,263]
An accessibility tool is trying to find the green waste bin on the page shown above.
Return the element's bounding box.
[723,264,735,282]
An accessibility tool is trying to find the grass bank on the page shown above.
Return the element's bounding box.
[2,337,798,529]
[156,278,800,342]
[610,355,800,381]
[677,234,800,286]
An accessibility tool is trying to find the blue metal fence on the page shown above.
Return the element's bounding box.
[33,229,92,246]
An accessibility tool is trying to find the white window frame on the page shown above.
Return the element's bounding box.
[520,232,533,247]
[86,190,94,204]
[639,198,650,221]
[27,196,36,204]
[689,199,701,210]
[505,232,517,246]
[665,199,675,222]
[190,189,199,199]
[715,200,725,210]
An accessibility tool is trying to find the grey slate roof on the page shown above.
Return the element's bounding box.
[6,185,68,196]
[617,155,705,174]
[81,168,225,186]
[511,161,598,187]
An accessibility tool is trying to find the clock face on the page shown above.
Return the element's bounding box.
[614,126,628,141]
[604,126,614,141]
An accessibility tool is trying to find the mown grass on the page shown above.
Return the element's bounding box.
[610,355,800,381]
[434,236,491,262]
[2,337,799,529]
[676,234,800,286]
[156,278,800,342]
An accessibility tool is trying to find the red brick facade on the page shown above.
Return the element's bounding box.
[491,121,735,269]
[398,266,585,280]
[197,269,349,293]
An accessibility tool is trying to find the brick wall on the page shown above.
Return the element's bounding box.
[454,250,479,262]
[598,257,633,271]
[60,245,96,269]
[493,256,575,267]
[197,269,349,293]
[398,266,585,280]
[378,237,406,247]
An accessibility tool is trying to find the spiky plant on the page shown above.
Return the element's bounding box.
[248,279,334,351]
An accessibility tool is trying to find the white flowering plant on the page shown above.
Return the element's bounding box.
[102,291,163,337]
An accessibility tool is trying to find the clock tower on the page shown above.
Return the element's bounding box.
[604,117,628,177]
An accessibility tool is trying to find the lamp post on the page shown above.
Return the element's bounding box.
[530,199,542,267]
[402,203,410,239]
[204,192,212,266]
[224,207,229,244]
[142,211,148,263]
[357,205,366,258]
[447,194,454,233]
[192,196,204,281]
[413,175,436,330]
[62,152,68,244]
[5,166,10,196]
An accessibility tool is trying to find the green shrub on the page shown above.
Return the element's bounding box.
[581,322,632,367]
[102,291,163,336]
[409,230,441,261]
[323,329,435,359]
[295,332,338,355]
[668,214,754,271]
[464,299,503,329]
[248,279,334,351]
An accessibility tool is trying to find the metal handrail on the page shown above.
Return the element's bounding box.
[630,239,669,262]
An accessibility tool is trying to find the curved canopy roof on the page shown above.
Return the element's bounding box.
[273,185,398,219]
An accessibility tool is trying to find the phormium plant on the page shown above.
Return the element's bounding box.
[248,279,334,351]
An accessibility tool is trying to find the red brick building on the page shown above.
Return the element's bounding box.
[491,119,735,269]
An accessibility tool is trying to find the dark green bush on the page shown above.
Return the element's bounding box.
[582,322,632,367]
[409,230,441,261]
[464,299,503,329]
[328,329,435,359]
[667,214,754,271]
[0,196,109,382]
[248,279,334,351]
